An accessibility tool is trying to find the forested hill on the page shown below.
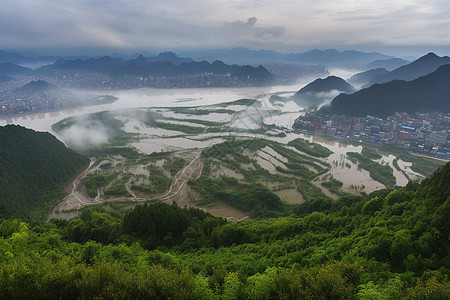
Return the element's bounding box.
[295,75,355,95]
[320,64,450,117]
[369,52,450,85]
[0,125,89,219]
[0,161,449,297]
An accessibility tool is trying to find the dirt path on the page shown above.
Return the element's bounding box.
[158,152,203,207]
[125,180,137,198]
[48,159,98,220]
[47,151,251,222]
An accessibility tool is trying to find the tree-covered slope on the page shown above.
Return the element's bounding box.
[0,162,449,298]
[348,68,389,87]
[320,64,450,117]
[293,76,355,107]
[0,125,89,218]
[370,52,450,85]
[295,76,355,95]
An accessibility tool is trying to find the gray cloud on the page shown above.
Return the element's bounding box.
[0,0,449,55]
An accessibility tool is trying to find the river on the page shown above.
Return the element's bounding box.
[1,73,420,193]
[0,83,304,133]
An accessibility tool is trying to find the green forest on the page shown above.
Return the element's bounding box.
[0,125,89,219]
[1,124,449,298]
[1,161,449,298]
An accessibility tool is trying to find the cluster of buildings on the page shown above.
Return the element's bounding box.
[0,91,81,115]
[0,83,115,116]
[129,72,264,89]
[293,112,450,159]
[0,69,264,115]
[23,71,268,90]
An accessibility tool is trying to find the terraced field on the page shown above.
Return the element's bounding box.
[50,97,443,220]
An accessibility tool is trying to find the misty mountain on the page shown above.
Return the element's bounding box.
[0,62,33,75]
[15,80,58,94]
[145,52,194,64]
[38,56,276,83]
[233,65,275,82]
[348,68,389,87]
[0,74,15,83]
[264,63,328,84]
[1,48,398,69]
[291,49,393,65]
[296,76,355,94]
[40,56,128,74]
[293,76,355,107]
[368,52,450,86]
[0,49,56,66]
[179,47,284,64]
[0,50,27,63]
[366,58,409,71]
[179,47,394,66]
[319,64,450,117]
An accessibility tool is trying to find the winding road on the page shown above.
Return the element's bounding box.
[158,152,203,207]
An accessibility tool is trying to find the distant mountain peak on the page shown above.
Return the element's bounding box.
[157,51,177,57]
[423,52,439,58]
[296,76,355,95]
[366,52,450,86]
[135,55,147,64]
[414,52,449,63]
[15,80,57,93]
[414,52,450,63]
[292,75,355,106]
[320,63,450,117]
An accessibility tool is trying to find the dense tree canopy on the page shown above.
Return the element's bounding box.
[1,162,450,298]
[0,125,89,219]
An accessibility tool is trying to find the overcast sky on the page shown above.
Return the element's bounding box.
[1,0,450,57]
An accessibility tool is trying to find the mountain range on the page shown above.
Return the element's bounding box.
[0,48,396,68]
[144,51,193,64]
[366,58,409,71]
[319,63,450,117]
[179,48,394,66]
[348,68,389,88]
[357,52,450,87]
[0,62,33,75]
[0,50,56,66]
[35,55,276,83]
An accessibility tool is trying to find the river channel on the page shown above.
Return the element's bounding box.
[1,78,421,194]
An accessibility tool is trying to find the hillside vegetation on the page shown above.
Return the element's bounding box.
[0,161,449,298]
[0,125,89,219]
[320,64,450,117]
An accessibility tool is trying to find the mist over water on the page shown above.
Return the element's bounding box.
[57,116,109,150]
[0,68,359,137]
[0,66,414,193]
[0,84,302,132]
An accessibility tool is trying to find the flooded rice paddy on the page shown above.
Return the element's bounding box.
[2,81,431,209]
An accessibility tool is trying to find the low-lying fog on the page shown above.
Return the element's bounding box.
[0,68,359,134]
[1,67,424,193]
